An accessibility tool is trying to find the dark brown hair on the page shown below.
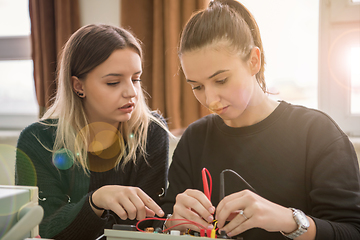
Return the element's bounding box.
[179,0,267,92]
[68,24,143,80]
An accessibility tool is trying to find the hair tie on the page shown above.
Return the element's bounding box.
[89,191,104,211]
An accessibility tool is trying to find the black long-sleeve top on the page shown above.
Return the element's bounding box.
[162,101,360,240]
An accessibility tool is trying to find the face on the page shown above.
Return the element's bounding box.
[75,48,142,127]
[180,44,261,127]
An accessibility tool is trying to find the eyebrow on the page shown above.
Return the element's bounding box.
[102,71,142,78]
[186,69,229,83]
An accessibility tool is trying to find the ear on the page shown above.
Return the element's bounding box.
[248,47,261,76]
[71,76,85,98]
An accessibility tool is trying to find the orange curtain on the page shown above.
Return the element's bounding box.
[29,0,80,117]
[121,0,210,131]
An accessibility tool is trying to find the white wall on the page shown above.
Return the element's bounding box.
[79,0,121,26]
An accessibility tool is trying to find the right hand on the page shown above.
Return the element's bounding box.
[91,185,164,220]
[168,189,215,232]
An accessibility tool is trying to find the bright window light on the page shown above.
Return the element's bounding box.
[351,47,360,114]
[0,0,38,128]
[0,0,31,36]
[0,60,38,115]
[237,0,319,109]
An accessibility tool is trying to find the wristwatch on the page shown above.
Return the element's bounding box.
[281,208,310,239]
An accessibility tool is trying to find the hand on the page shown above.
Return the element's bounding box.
[168,189,215,232]
[91,185,164,220]
[215,190,296,237]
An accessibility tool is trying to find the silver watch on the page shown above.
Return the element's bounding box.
[281,208,310,239]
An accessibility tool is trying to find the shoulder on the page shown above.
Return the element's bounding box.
[281,101,345,136]
[185,114,216,134]
[19,119,57,137]
[17,119,58,148]
[147,111,169,141]
[180,114,216,142]
[279,102,351,153]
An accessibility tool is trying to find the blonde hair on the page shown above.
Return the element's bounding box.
[42,24,170,173]
[179,0,267,92]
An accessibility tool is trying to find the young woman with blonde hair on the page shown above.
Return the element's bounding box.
[161,1,360,239]
[16,24,170,239]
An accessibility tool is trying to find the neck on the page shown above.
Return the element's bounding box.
[224,82,279,128]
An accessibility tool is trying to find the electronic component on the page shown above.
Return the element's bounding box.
[112,224,137,231]
[145,227,154,233]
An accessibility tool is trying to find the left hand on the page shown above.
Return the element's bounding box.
[215,190,297,237]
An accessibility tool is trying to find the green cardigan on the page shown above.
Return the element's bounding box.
[15,118,169,239]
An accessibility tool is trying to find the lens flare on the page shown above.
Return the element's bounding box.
[77,122,124,172]
[52,148,74,170]
[0,144,16,185]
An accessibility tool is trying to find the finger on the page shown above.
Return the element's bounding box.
[219,211,247,234]
[216,199,246,228]
[177,191,214,223]
[216,190,251,214]
[128,194,147,220]
[145,206,156,218]
[119,198,138,220]
[173,207,213,232]
[223,217,253,238]
[109,202,128,220]
[226,210,241,221]
[185,189,215,215]
[137,189,164,217]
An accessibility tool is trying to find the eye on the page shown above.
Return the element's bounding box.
[192,85,203,91]
[107,82,119,86]
[216,78,227,84]
[132,79,141,83]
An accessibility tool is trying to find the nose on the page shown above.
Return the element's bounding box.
[205,86,220,108]
[122,79,137,98]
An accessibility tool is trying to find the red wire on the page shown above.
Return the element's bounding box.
[202,168,212,201]
[135,169,214,234]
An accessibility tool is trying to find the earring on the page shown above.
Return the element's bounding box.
[76,91,84,97]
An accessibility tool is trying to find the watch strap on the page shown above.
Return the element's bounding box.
[280,208,309,239]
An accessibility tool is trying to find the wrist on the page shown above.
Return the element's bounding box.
[282,208,298,234]
[89,191,105,211]
[281,208,310,239]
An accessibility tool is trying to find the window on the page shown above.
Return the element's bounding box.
[319,0,360,136]
[0,0,38,129]
[239,0,360,136]
[350,47,360,114]
[238,0,319,109]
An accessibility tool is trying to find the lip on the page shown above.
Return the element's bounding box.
[119,102,135,113]
[213,106,229,115]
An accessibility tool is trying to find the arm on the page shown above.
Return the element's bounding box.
[134,119,170,206]
[307,135,360,240]
[161,126,215,232]
[215,131,360,239]
[74,119,169,227]
[15,123,107,239]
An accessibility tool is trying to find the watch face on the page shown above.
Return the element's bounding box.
[296,210,310,228]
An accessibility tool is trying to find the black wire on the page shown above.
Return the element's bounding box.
[219,169,257,200]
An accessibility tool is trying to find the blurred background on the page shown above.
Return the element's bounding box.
[0,0,359,185]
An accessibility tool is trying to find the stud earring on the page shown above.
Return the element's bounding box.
[76,91,84,97]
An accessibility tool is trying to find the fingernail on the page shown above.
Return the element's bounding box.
[159,210,164,216]
[207,215,213,222]
[208,206,215,213]
[207,225,213,229]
